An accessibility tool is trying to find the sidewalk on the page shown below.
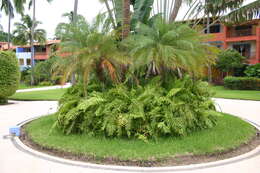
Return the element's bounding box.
[16,83,72,93]
[0,99,259,173]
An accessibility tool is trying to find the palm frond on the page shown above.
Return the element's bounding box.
[224,0,260,23]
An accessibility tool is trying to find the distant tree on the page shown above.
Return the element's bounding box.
[1,0,27,49]
[0,31,12,42]
[216,49,245,75]
[12,15,46,85]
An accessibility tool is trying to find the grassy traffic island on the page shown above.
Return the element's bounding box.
[21,113,259,167]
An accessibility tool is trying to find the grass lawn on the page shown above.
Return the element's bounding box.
[211,86,260,101]
[25,113,256,161]
[9,88,67,101]
[9,85,260,101]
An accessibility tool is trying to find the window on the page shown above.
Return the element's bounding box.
[235,25,252,30]
[233,43,251,58]
[19,59,24,65]
[35,46,47,53]
[26,59,31,66]
[24,48,31,52]
[205,24,221,34]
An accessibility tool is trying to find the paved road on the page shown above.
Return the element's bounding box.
[0,99,259,173]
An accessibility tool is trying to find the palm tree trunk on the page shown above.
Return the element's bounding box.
[206,14,212,83]
[122,0,130,39]
[71,0,79,85]
[104,0,116,29]
[73,0,78,23]
[169,0,182,22]
[30,0,36,85]
[7,1,11,50]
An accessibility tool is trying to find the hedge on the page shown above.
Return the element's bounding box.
[0,51,20,104]
[224,76,260,90]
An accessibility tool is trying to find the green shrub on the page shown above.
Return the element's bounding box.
[224,76,260,90]
[216,49,245,73]
[39,81,53,86]
[55,77,219,141]
[23,56,59,86]
[0,51,20,103]
[244,63,260,78]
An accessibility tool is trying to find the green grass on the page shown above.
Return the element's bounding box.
[9,85,260,101]
[9,88,67,101]
[25,113,256,161]
[212,86,260,101]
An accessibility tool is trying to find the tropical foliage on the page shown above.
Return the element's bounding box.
[53,15,125,95]
[55,77,218,140]
[12,14,46,45]
[52,0,233,140]
[224,0,260,23]
[123,18,218,80]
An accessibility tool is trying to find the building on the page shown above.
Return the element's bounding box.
[1,40,60,70]
[206,19,260,64]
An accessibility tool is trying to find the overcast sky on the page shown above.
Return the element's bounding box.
[0,0,255,39]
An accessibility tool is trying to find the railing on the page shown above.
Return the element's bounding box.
[16,52,31,59]
[228,29,255,37]
[35,52,47,56]
[239,51,256,59]
[249,51,256,59]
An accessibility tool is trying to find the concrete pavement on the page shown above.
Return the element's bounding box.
[0,99,259,173]
[16,83,72,93]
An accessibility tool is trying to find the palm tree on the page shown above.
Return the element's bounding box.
[12,14,46,85]
[55,12,85,40]
[225,0,260,22]
[99,0,116,29]
[1,0,26,49]
[122,0,130,39]
[73,0,78,23]
[28,0,52,84]
[53,16,126,95]
[123,18,218,79]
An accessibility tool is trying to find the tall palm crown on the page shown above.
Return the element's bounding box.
[123,18,218,78]
[53,15,126,94]
[1,0,26,16]
[12,14,46,45]
[225,0,260,22]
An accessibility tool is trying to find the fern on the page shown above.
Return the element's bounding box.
[55,76,218,141]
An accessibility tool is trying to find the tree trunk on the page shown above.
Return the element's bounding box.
[30,0,36,85]
[70,0,79,85]
[104,0,116,29]
[73,0,78,23]
[7,2,11,50]
[206,14,212,83]
[169,0,182,22]
[122,0,130,39]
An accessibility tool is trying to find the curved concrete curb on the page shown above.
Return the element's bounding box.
[11,116,260,172]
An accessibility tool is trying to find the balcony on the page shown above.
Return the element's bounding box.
[34,52,48,60]
[229,29,255,37]
[16,52,31,59]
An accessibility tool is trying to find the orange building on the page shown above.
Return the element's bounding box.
[206,19,260,64]
[1,40,60,70]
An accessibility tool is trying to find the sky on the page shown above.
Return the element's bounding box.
[0,0,256,39]
[0,0,105,39]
